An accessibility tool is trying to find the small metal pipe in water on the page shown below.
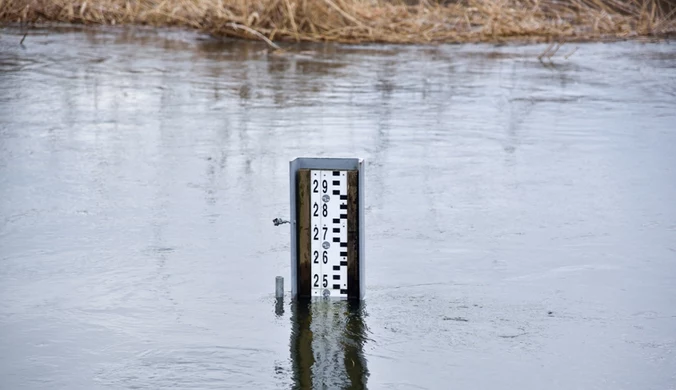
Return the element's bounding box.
[275,276,284,299]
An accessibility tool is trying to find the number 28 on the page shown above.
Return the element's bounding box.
[313,203,328,217]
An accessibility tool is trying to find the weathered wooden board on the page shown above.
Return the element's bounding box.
[346,170,360,300]
[297,169,312,298]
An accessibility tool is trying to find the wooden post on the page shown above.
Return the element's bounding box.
[346,170,360,300]
[297,169,312,299]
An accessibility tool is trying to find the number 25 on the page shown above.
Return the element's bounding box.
[313,275,328,288]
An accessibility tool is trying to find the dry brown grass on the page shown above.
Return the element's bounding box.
[1,0,675,44]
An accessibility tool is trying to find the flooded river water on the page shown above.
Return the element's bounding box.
[1,25,675,389]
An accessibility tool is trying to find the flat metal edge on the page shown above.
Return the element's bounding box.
[289,159,300,298]
[358,159,365,300]
[294,157,360,171]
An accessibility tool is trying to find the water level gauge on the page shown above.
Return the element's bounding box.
[289,158,365,301]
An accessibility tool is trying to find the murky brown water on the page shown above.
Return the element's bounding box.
[1,24,675,389]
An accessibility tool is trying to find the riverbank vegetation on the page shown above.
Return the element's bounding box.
[1,0,674,44]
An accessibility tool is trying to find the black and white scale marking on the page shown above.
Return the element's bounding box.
[310,170,348,298]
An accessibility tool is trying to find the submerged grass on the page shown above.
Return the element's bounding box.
[1,0,675,44]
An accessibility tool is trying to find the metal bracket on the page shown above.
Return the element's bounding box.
[272,217,290,226]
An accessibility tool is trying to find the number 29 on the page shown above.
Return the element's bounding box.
[313,179,328,193]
